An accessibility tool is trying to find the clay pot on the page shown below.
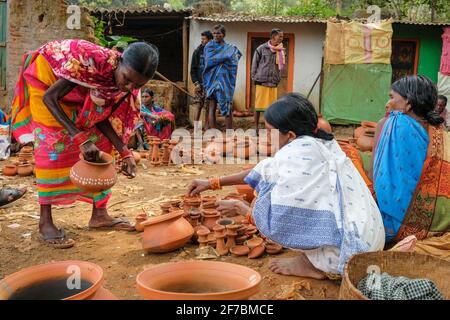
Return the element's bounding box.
[235,184,255,202]
[201,201,218,210]
[317,114,332,133]
[141,210,194,253]
[224,193,246,202]
[136,260,261,300]
[245,225,258,236]
[160,202,172,214]
[202,213,220,231]
[265,243,283,255]
[3,165,18,176]
[135,213,148,232]
[192,225,209,243]
[361,121,377,129]
[231,215,246,224]
[214,232,228,256]
[183,196,202,214]
[150,139,161,165]
[248,244,266,259]
[216,218,234,228]
[0,260,117,300]
[230,245,250,256]
[21,146,33,153]
[356,130,375,152]
[245,237,264,249]
[170,199,182,208]
[201,195,217,203]
[17,163,33,177]
[70,152,117,193]
[162,140,171,165]
[354,126,365,139]
[235,234,249,244]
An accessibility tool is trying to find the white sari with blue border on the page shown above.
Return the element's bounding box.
[244,136,385,274]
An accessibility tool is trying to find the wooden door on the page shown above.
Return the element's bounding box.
[0,0,7,90]
[246,33,294,111]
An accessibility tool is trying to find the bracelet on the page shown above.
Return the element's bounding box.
[209,177,222,190]
[120,149,133,159]
[73,132,90,146]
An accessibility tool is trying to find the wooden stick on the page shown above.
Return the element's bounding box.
[155,71,196,99]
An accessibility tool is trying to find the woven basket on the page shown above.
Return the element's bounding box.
[339,251,450,300]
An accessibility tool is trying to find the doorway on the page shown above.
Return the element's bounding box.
[246,32,295,111]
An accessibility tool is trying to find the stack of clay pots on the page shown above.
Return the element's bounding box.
[4,146,35,177]
[354,121,377,152]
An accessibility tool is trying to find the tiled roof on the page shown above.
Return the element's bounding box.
[189,14,326,23]
[90,6,192,15]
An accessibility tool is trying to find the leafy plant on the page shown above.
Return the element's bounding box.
[92,16,138,49]
[285,0,336,18]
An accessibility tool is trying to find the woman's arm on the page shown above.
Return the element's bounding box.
[369,117,387,180]
[187,169,252,196]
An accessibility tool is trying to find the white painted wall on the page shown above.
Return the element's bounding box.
[188,20,326,112]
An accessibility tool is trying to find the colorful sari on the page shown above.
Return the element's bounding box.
[11,39,140,208]
[203,41,241,116]
[374,111,450,242]
[139,104,174,140]
[244,137,385,274]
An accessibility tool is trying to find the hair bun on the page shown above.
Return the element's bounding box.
[425,110,445,126]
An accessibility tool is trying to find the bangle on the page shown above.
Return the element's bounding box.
[209,177,222,190]
[120,149,133,159]
[73,132,90,146]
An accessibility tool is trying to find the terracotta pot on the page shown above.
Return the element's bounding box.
[230,245,250,256]
[248,244,266,259]
[361,121,377,129]
[3,165,18,176]
[356,131,375,152]
[265,243,283,255]
[160,202,172,214]
[354,126,365,139]
[245,237,264,249]
[132,151,141,164]
[135,213,148,232]
[317,115,332,133]
[235,184,255,202]
[70,152,117,193]
[216,218,234,228]
[162,140,171,165]
[214,232,228,256]
[21,146,33,153]
[17,163,33,177]
[141,210,194,253]
[235,234,249,244]
[201,195,217,203]
[136,260,261,300]
[231,215,246,224]
[170,199,182,208]
[150,139,161,164]
[202,213,220,231]
[201,201,218,210]
[0,260,117,300]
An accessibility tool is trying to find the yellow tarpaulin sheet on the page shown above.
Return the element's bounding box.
[325,19,393,65]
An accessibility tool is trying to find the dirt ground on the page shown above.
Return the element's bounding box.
[0,160,342,300]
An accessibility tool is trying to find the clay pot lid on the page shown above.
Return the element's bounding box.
[78,151,113,166]
[230,245,250,256]
[248,244,265,259]
[245,237,264,249]
[141,210,184,227]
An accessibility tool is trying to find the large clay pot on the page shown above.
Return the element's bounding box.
[0,260,117,300]
[356,129,375,152]
[136,260,262,300]
[141,210,194,253]
[235,184,255,202]
[317,114,332,133]
[17,163,33,177]
[3,165,18,176]
[70,152,117,193]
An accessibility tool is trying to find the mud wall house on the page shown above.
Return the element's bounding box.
[188,15,327,113]
[90,7,192,113]
[1,0,95,109]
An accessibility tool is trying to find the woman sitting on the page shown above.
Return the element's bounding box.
[372,75,450,243]
[187,93,385,278]
[135,88,175,146]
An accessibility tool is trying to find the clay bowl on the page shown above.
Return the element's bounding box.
[141,210,194,253]
[3,165,18,176]
[235,235,249,244]
[0,260,117,300]
[265,243,283,255]
[248,244,266,259]
[245,237,264,249]
[236,225,248,236]
[229,245,250,257]
[235,184,255,202]
[136,260,261,300]
[201,195,217,203]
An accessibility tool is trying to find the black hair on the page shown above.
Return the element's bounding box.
[264,93,334,141]
[438,94,448,105]
[121,42,159,79]
[213,24,226,37]
[391,75,444,126]
[271,28,282,37]
[201,30,213,40]
[142,88,154,97]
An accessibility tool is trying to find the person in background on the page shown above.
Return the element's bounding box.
[203,24,242,130]
[251,29,285,133]
[191,30,213,129]
[436,95,449,129]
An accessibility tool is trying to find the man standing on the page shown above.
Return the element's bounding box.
[191,30,213,129]
[203,24,242,130]
[251,29,285,132]
[437,95,449,130]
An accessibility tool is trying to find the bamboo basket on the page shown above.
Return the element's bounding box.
[339,251,450,300]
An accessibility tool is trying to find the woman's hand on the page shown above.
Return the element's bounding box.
[121,157,137,178]
[187,179,211,196]
[80,141,100,162]
[217,199,250,216]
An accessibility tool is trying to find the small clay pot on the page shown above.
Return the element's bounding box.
[3,165,18,176]
[21,146,33,153]
[160,202,172,214]
[135,213,148,232]
[216,218,234,228]
[17,163,33,177]
[356,131,375,152]
[265,243,283,255]
[224,193,246,202]
[248,244,266,259]
[201,201,218,210]
[201,195,217,203]
[170,199,182,208]
[245,237,264,249]
[230,245,250,256]
[235,235,249,244]
[235,184,255,202]
[202,213,220,231]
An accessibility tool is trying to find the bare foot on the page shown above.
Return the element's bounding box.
[88,208,135,231]
[268,253,326,280]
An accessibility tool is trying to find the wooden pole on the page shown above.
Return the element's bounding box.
[154,71,195,99]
